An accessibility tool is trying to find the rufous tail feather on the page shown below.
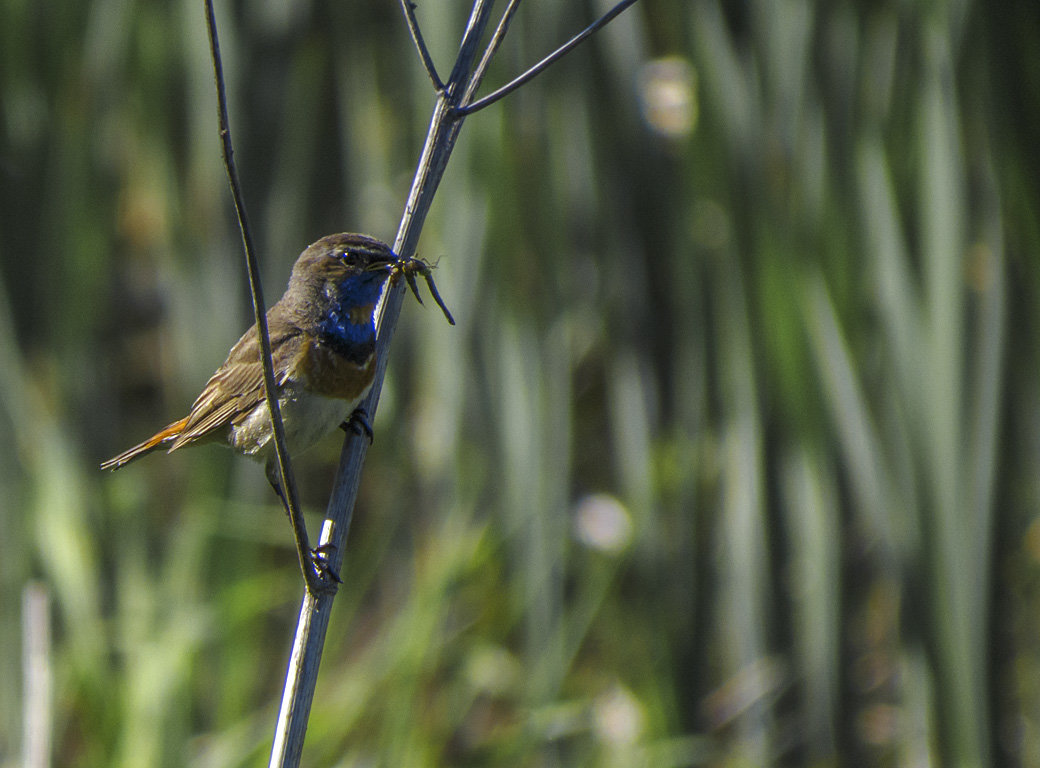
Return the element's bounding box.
[100,417,189,471]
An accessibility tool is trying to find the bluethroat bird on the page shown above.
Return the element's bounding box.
[101,232,452,488]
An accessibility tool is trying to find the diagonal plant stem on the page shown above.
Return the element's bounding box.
[466,0,523,105]
[258,0,643,763]
[400,0,443,90]
[269,4,492,764]
[459,0,641,115]
[203,0,324,596]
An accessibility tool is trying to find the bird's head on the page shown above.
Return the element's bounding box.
[292,233,396,285]
[286,233,397,313]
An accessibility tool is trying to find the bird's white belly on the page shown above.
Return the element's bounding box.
[229,384,356,460]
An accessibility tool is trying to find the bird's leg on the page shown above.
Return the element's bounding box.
[266,469,290,517]
[340,407,374,444]
[265,461,341,587]
[309,543,343,584]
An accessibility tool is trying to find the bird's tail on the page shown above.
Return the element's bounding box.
[100,417,189,471]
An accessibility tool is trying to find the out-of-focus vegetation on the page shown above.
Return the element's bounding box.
[1,0,1038,765]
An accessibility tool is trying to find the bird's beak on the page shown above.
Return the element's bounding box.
[364,251,398,272]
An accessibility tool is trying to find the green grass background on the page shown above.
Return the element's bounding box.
[1,0,1038,765]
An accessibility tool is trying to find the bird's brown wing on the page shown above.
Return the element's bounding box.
[169,316,304,451]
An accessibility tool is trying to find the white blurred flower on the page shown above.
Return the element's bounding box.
[573,493,633,554]
[638,57,697,138]
[593,685,645,746]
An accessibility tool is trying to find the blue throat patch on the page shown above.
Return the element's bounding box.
[318,272,386,363]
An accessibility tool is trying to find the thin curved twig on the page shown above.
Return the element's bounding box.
[464,0,523,105]
[458,0,641,115]
[399,0,444,91]
[203,0,322,596]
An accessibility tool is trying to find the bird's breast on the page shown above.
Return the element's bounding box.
[298,336,376,401]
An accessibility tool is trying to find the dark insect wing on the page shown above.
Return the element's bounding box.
[404,268,425,306]
[422,268,455,325]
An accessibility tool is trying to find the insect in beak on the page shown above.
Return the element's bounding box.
[392,256,455,326]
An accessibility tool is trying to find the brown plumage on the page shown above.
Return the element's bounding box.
[101,233,397,475]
